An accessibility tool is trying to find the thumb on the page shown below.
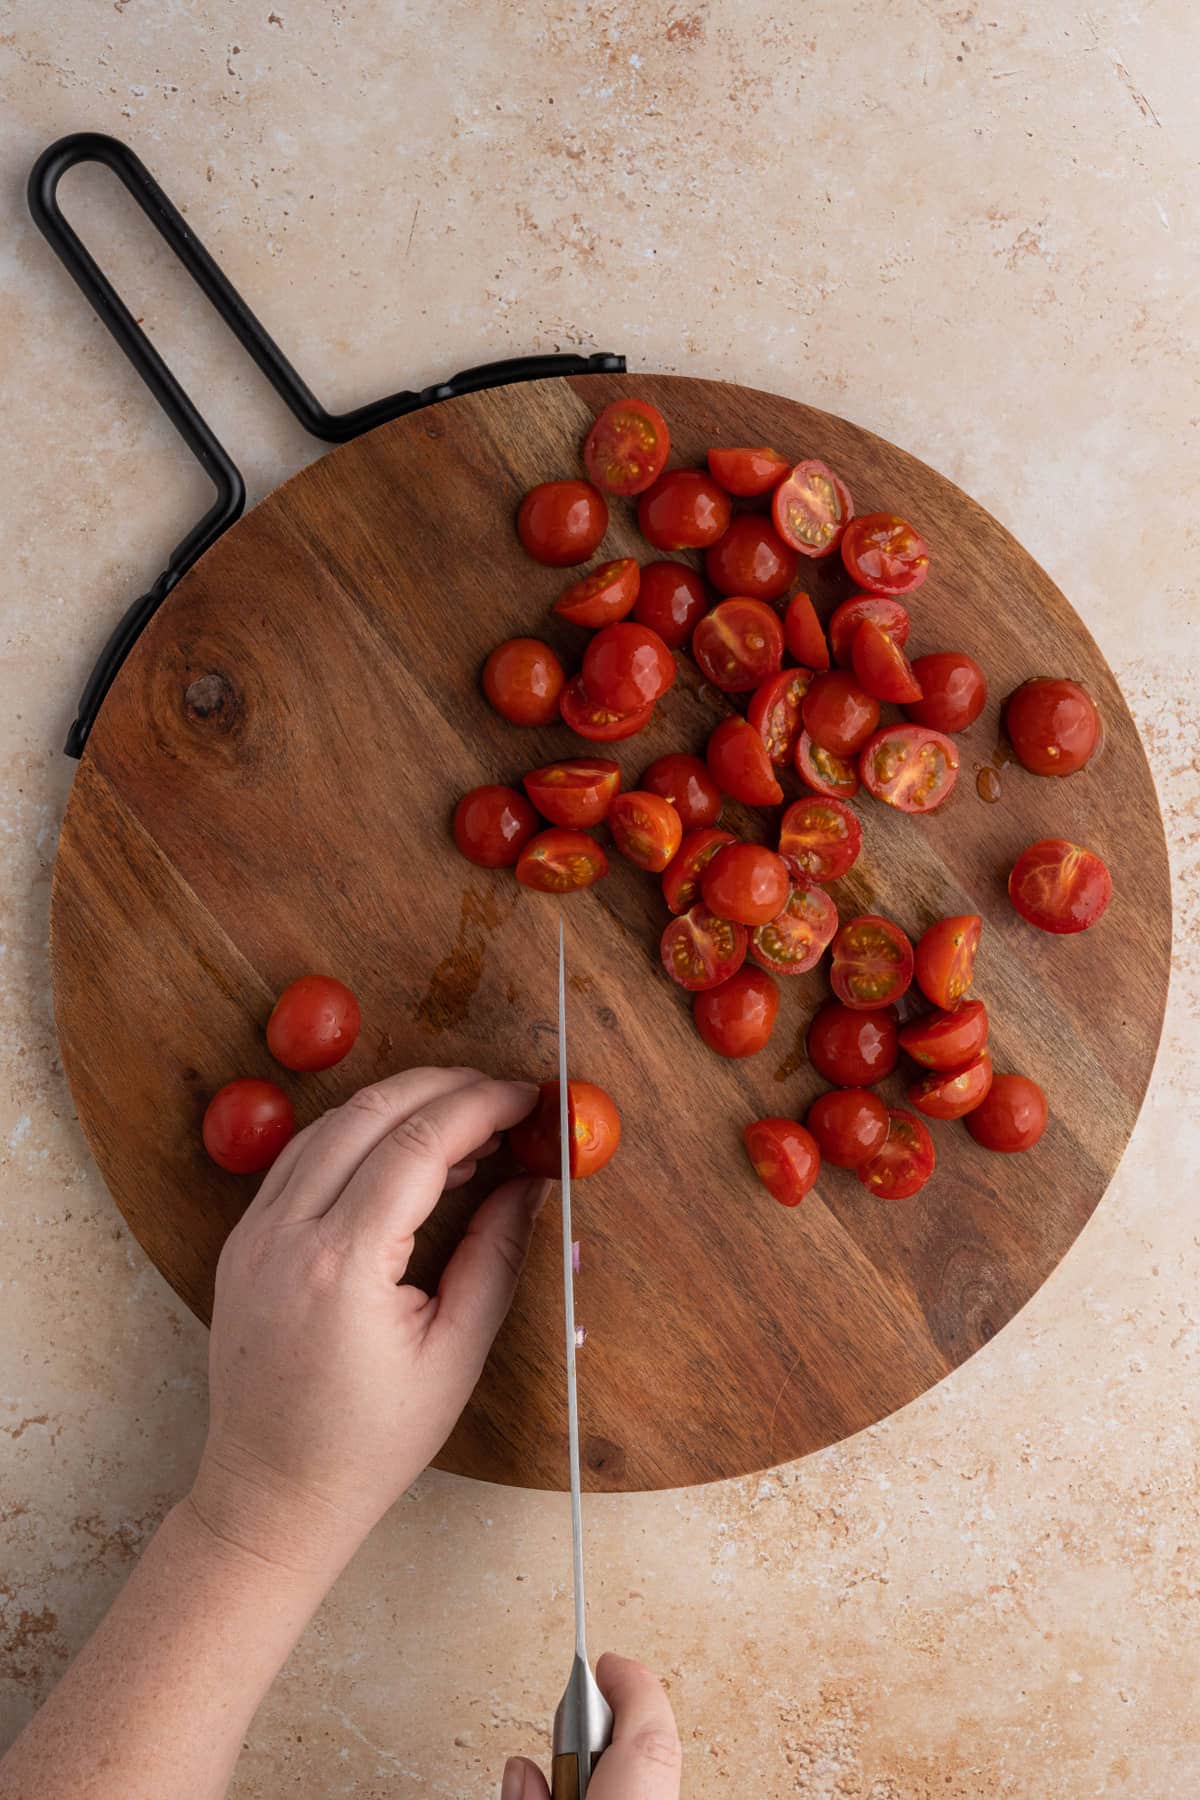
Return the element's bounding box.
[427,1177,553,1375]
[591,1653,682,1798]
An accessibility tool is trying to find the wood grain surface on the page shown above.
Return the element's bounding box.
[49,374,1171,1492]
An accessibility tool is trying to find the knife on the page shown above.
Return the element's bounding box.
[551,917,613,1799]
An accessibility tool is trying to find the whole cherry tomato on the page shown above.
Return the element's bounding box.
[908,1050,993,1120]
[707,446,790,497]
[582,622,676,712]
[559,676,655,741]
[517,479,608,566]
[802,671,880,757]
[1008,839,1112,933]
[694,965,780,1058]
[749,880,838,975]
[267,975,361,1073]
[203,1079,294,1175]
[609,790,683,872]
[841,514,929,595]
[806,1088,889,1169]
[778,796,862,883]
[641,753,722,831]
[859,725,960,812]
[783,590,830,670]
[706,717,784,806]
[899,998,989,1071]
[743,1117,821,1206]
[830,914,915,1010]
[692,598,785,693]
[905,653,987,733]
[966,1072,1048,1152]
[516,829,608,893]
[807,1001,898,1086]
[851,620,923,705]
[748,668,813,766]
[632,560,710,647]
[509,1079,621,1178]
[661,827,737,914]
[1004,678,1100,776]
[582,398,670,496]
[553,559,640,627]
[638,469,731,550]
[794,731,860,800]
[857,1108,936,1197]
[829,595,911,668]
[660,903,748,991]
[914,914,981,1009]
[454,784,540,867]
[704,514,799,600]
[701,842,791,927]
[483,638,566,726]
[523,760,621,828]
[772,459,854,557]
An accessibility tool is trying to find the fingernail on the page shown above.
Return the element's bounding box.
[501,1757,526,1800]
[525,1178,554,1216]
[514,1080,541,1098]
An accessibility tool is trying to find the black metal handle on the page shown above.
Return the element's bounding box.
[28,132,625,756]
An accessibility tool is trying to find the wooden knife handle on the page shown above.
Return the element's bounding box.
[551,1752,580,1799]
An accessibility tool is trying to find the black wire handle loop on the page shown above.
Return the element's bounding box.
[28,132,625,756]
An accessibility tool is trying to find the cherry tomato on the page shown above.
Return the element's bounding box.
[638,469,731,551]
[523,760,621,828]
[515,829,608,893]
[859,725,960,813]
[707,446,790,497]
[692,599,785,694]
[509,1079,622,1178]
[582,398,670,496]
[857,1109,935,1198]
[559,676,655,742]
[899,998,989,1071]
[701,842,791,927]
[851,619,923,705]
[772,459,854,557]
[778,796,862,883]
[203,1078,294,1175]
[553,558,640,627]
[806,1088,889,1169]
[483,638,566,726]
[641,753,722,831]
[830,914,915,1010]
[966,1072,1048,1152]
[609,790,683,872]
[807,1001,898,1086]
[829,595,911,668]
[662,827,737,914]
[1008,839,1112,934]
[749,880,838,976]
[841,514,929,596]
[706,717,784,806]
[704,514,799,601]
[1004,678,1101,777]
[783,590,830,671]
[914,914,981,1009]
[632,560,710,648]
[517,479,608,566]
[905,653,987,733]
[267,976,361,1073]
[453,784,540,867]
[743,1117,821,1206]
[748,668,813,767]
[795,730,860,800]
[694,965,780,1058]
[909,1050,993,1121]
[802,671,880,757]
[582,622,675,713]
[660,903,748,991]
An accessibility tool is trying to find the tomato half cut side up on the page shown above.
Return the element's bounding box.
[1008,839,1112,933]
[899,998,989,1070]
[743,1118,821,1206]
[908,1050,994,1121]
[914,914,982,1009]
[708,446,790,497]
[851,619,923,705]
[772,459,854,557]
[830,914,915,1009]
[706,717,785,806]
[859,725,959,813]
[783,591,830,671]
[749,880,838,975]
[582,398,670,496]
[523,760,622,828]
[515,829,608,893]
[559,676,655,742]
[748,668,814,766]
[858,1109,936,1199]
[553,558,641,627]
[778,797,862,883]
[841,514,930,596]
[661,827,737,914]
[692,598,785,694]
[794,730,860,800]
[828,595,911,668]
[660,904,748,991]
[608,790,683,873]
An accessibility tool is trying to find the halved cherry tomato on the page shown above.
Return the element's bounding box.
[772,459,854,557]
[794,730,860,800]
[914,914,981,1009]
[830,914,915,1010]
[783,591,830,670]
[851,619,923,705]
[743,1117,821,1206]
[829,595,911,668]
[453,784,540,867]
[581,622,675,713]
[582,398,670,496]
[778,797,862,883]
[641,753,722,831]
[748,668,813,766]
[632,561,710,647]
[553,559,640,627]
[806,1088,889,1169]
[899,998,989,1071]
[1008,839,1112,934]
[909,1050,993,1120]
[707,446,790,497]
[906,653,987,733]
[660,903,748,991]
[559,676,655,742]
[859,725,959,812]
[966,1072,1048,1152]
[802,671,880,757]
[523,760,621,828]
[517,480,608,566]
[694,965,780,1058]
[704,515,798,600]
[483,638,566,726]
[857,1109,935,1198]
[701,842,791,927]
[1004,679,1101,776]
[706,717,784,806]
[609,790,683,872]
[516,829,608,893]
[267,975,361,1073]
[638,469,731,550]
[662,827,737,914]
[692,599,785,693]
[841,514,929,596]
[807,1001,898,1086]
[509,1079,621,1178]
[749,880,838,975]
[203,1079,295,1175]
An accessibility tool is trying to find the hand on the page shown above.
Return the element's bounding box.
[186,1066,546,1575]
[501,1654,682,1798]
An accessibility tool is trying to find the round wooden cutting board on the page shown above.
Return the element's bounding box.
[50,374,1170,1492]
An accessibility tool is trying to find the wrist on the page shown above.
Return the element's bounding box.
[185,1438,376,1587]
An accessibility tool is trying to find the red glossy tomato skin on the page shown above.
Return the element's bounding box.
[830,914,915,1010]
[267,975,361,1073]
[914,914,982,1010]
[841,514,930,596]
[806,1088,889,1169]
[694,966,780,1058]
[638,469,732,551]
[509,1079,622,1178]
[692,599,785,694]
[966,1073,1048,1152]
[515,829,608,893]
[851,620,923,705]
[1005,678,1101,776]
[454,785,541,868]
[857,1109,936,1198]
[483,638,566,726]
[906,653,987,732]
[778,796,862,883]
[517,480,608,566]
[829,595,911,668]
[553,558,640,627]
[701,842,791,927]
[641,753,722,831]
[1008,839,1112,933]
[749,880,838,975]
[523,760,621,828]
[802,671,880,757]
[662,827,737,914]
[794,731,860,800]
[708,446,790,497]
[909,1050,993,1120]
[582,399,670,496]
[783,591,830,671]
[582,622,675,712]
[772,459,854,557]
[743,1117,821,1205]
[748,668,813,766]
[899,998,989,1071]
[203,1079,295,1175]
[609,790,683,872]
[559,676,655,742]
[807,1002,898,1086]
[706,717,785,806]
[632,561,710,648]
[704,515,799,601]
[859,725,960,813]
[660,904,748,991]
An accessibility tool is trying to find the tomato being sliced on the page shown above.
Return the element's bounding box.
[966,1072,1048,1152]
[859,725,959,813]
[841,514,929,596]
[704,514,799,601]
[772,459,854,557]
[807,1001,898,1086]
[806,1088,889,1169]
[609,790,683,872]
[748,668,814,766]
[749,880,838,975]
[794,730,860,800]
[857,1109,935,1198]
[851,619,923,705]
[706,717,784,806]
[633,560,710,648]
[829,595,911,668]
[899,998,988,1071]
[509,1079,622,1178]
[743,1117,821,1206]
[660,903,748,991]
[778,797,861,883]
[582,622,675,712]
[203,1079,294,1175]
[708,446,790,497]
[661,827,737,914]
[801,671,880,757]
[267,975,361,1073]
[553,558,640,627]
[906,653,987,733]
[694,965,780,1058]
[914,914,981,1009]
[515,828,608,893]
[453,784,540,867]
[701,842,791,927]
[641,753,722,830]
[783,591,830,671]
[638,469,731,550]
[1004,678,1101,776]
[582,398,670,496]
[559,676,655,742]
[1008,839,1112,934]
[523,759,621,828]
[692,598,785,693]
[830,914,915,1010]
[909,1050,993,1120]
[483,638,566,726]
[517,480,608,566]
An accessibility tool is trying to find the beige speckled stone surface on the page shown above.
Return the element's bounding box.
[2,3,1198,1794]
